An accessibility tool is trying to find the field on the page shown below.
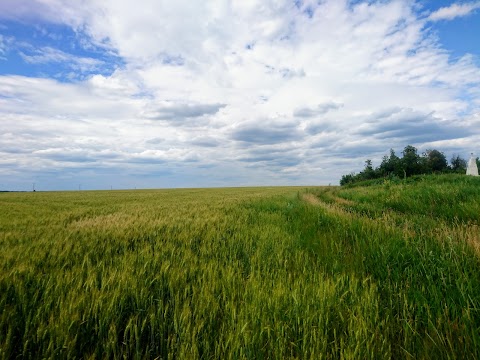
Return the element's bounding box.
[1,175,480,359]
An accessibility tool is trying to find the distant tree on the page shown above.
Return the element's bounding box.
[339,145,470,186]
[340,173,356,186]
[378,149,401,177]
[360,159,376,180]
[423,149,448,172]
[450,154,467,173]
[401,145,421,177]
[378,154,390,177]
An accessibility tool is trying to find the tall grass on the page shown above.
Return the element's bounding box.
[1,178,479,359]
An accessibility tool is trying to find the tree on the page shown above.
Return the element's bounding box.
[401,145,421,177]
[339,145,469,186]
[340,173,356,186]
[378,148,401,177]
[424,149,448,172]
[360,159,376,180]
[450,154,467,173]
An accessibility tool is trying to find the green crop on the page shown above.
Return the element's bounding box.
[1,177,479,359]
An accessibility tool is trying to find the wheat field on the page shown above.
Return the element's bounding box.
[1,176,480,359]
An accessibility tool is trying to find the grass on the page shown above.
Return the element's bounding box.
[1,176,480,359]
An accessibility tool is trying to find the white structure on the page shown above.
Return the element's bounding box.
[466,153,479,176]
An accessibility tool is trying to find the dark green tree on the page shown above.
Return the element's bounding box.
[378,148,401,177]
[423,149,448,172]
[401,145,421,177]
[340,145,469,186]
[340,173,356,186]
[450,154,467,173]
[360,159,376,180]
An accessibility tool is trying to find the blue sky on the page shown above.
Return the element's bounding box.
[1,0,479,190]
[425,0,480,60]
[0,21,122,79]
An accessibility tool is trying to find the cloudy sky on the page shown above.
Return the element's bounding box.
[1,0,479,190]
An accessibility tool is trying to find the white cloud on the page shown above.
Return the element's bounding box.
[20,46,104,72]
[0,34,14,59]
[294,102,344,118]
[0,0,54,21]
[0,35,4,55]
[144,103,227,122]
[429,2,480,21]
[1,0,480,189]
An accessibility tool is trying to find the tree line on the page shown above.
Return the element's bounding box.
[340,145,476,186]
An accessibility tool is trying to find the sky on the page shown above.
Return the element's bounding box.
[0,0,479,191]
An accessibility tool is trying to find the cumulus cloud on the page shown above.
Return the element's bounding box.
[294,102,344,118]
[429,2,480,21]
[238,145,304,168]
[144,103,227,121]
[231,118,304,145]
[0,0,480,189]
[356,108,468,143]
[0,0,56,21]
[189,136,222,148]
[34,148,100,163]
[0,75,142,119]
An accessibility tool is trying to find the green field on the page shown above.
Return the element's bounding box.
[1,175,480,359]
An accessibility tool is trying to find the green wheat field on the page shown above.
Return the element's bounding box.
[1,174,480,359]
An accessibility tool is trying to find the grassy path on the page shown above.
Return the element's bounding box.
[300,177,480,359]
